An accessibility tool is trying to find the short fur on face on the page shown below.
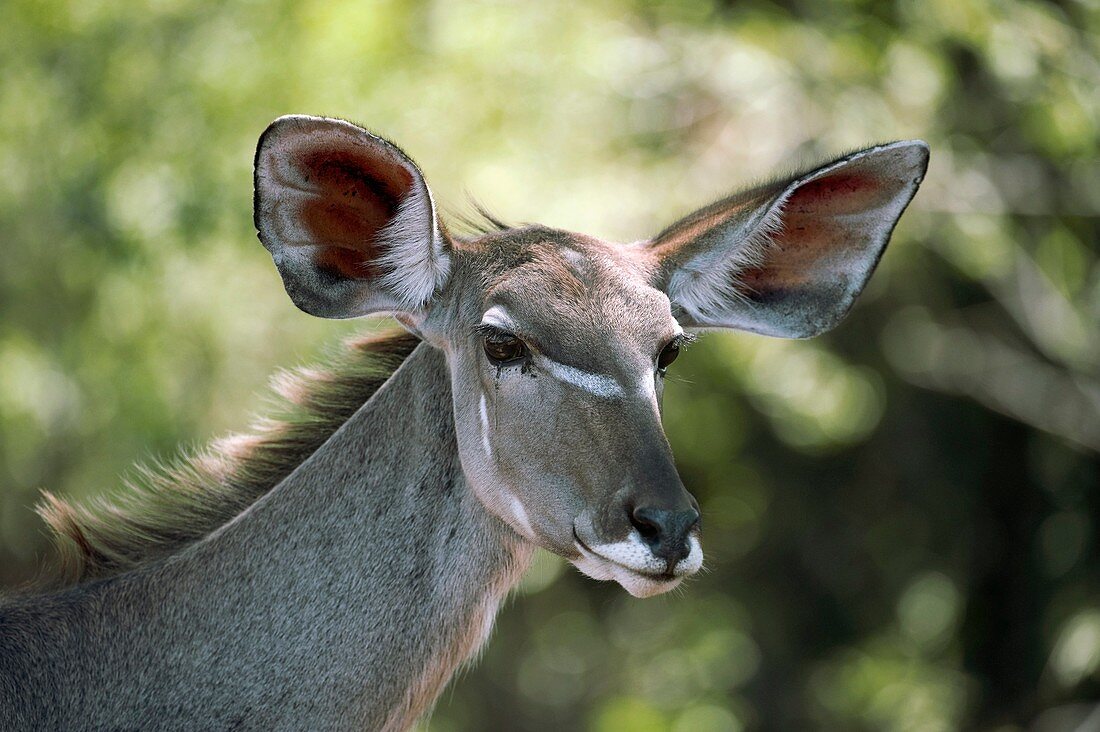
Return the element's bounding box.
[426,227,697,596]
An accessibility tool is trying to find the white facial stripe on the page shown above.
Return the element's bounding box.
[478,394,493,459]
[502,490,535,538]
[477,392,534,539]
[639,369,659,403]
[635,318,683,402]
[480,305,516,330]
[538,357,625,399]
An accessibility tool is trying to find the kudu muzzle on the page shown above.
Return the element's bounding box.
[619,408,699,573]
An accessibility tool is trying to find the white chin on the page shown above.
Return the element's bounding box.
[615,569,682,598]
[570,555,682,598]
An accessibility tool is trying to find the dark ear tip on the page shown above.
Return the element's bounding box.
[256,115,329,155]
[899,139,930,162]
[879,139,931,174]
[257,115,370,155]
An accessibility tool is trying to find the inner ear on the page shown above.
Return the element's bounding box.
[648,140,928,338]
[255,116,448,318]
[736,161,912,299]
[275,138,414,280]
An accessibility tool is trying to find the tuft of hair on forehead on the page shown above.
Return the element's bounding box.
[447,198,514,239]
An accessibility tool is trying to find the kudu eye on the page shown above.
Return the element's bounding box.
[657,340,680,372]
[483,332,528,364]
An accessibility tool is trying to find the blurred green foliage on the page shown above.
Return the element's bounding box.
[1,0,1098,729]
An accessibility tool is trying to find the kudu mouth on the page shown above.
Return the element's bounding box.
[571,522,703,599]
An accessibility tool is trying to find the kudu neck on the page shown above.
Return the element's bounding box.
[31,341,533,731]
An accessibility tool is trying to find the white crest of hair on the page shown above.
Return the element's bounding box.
[666,192,789,323]
[538,356,625,399]
[376,189,450,309]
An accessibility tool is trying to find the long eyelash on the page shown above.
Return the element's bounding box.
[475,324,695,355]
[473,323,509,339]
[675,332,699,348]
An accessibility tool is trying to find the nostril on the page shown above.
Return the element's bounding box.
[630,506,663,545]
[630,505,699,562]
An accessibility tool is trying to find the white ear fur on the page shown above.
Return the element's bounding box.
[653,140,929,338]
[375,191,450,308]
[665,197,788,325]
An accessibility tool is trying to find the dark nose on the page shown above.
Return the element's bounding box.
[630,505,700,567]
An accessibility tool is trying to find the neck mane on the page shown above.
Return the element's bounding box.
[37,329,422,586]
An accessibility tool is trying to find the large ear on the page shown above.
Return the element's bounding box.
[648,141,929,338]
[254,115,449,318]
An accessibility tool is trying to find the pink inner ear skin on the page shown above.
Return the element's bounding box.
[788,170,897,217]
[310,245,382,281]
[292,145,415,280]
[737,171,893,296]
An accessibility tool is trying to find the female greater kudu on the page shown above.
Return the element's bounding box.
[0,115,927,730]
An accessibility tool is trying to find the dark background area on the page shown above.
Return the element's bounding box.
[1,0,1097,729]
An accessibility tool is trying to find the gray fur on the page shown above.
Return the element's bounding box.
[3,344,529,731]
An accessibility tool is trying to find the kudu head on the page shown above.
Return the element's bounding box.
[254,116,928,597]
